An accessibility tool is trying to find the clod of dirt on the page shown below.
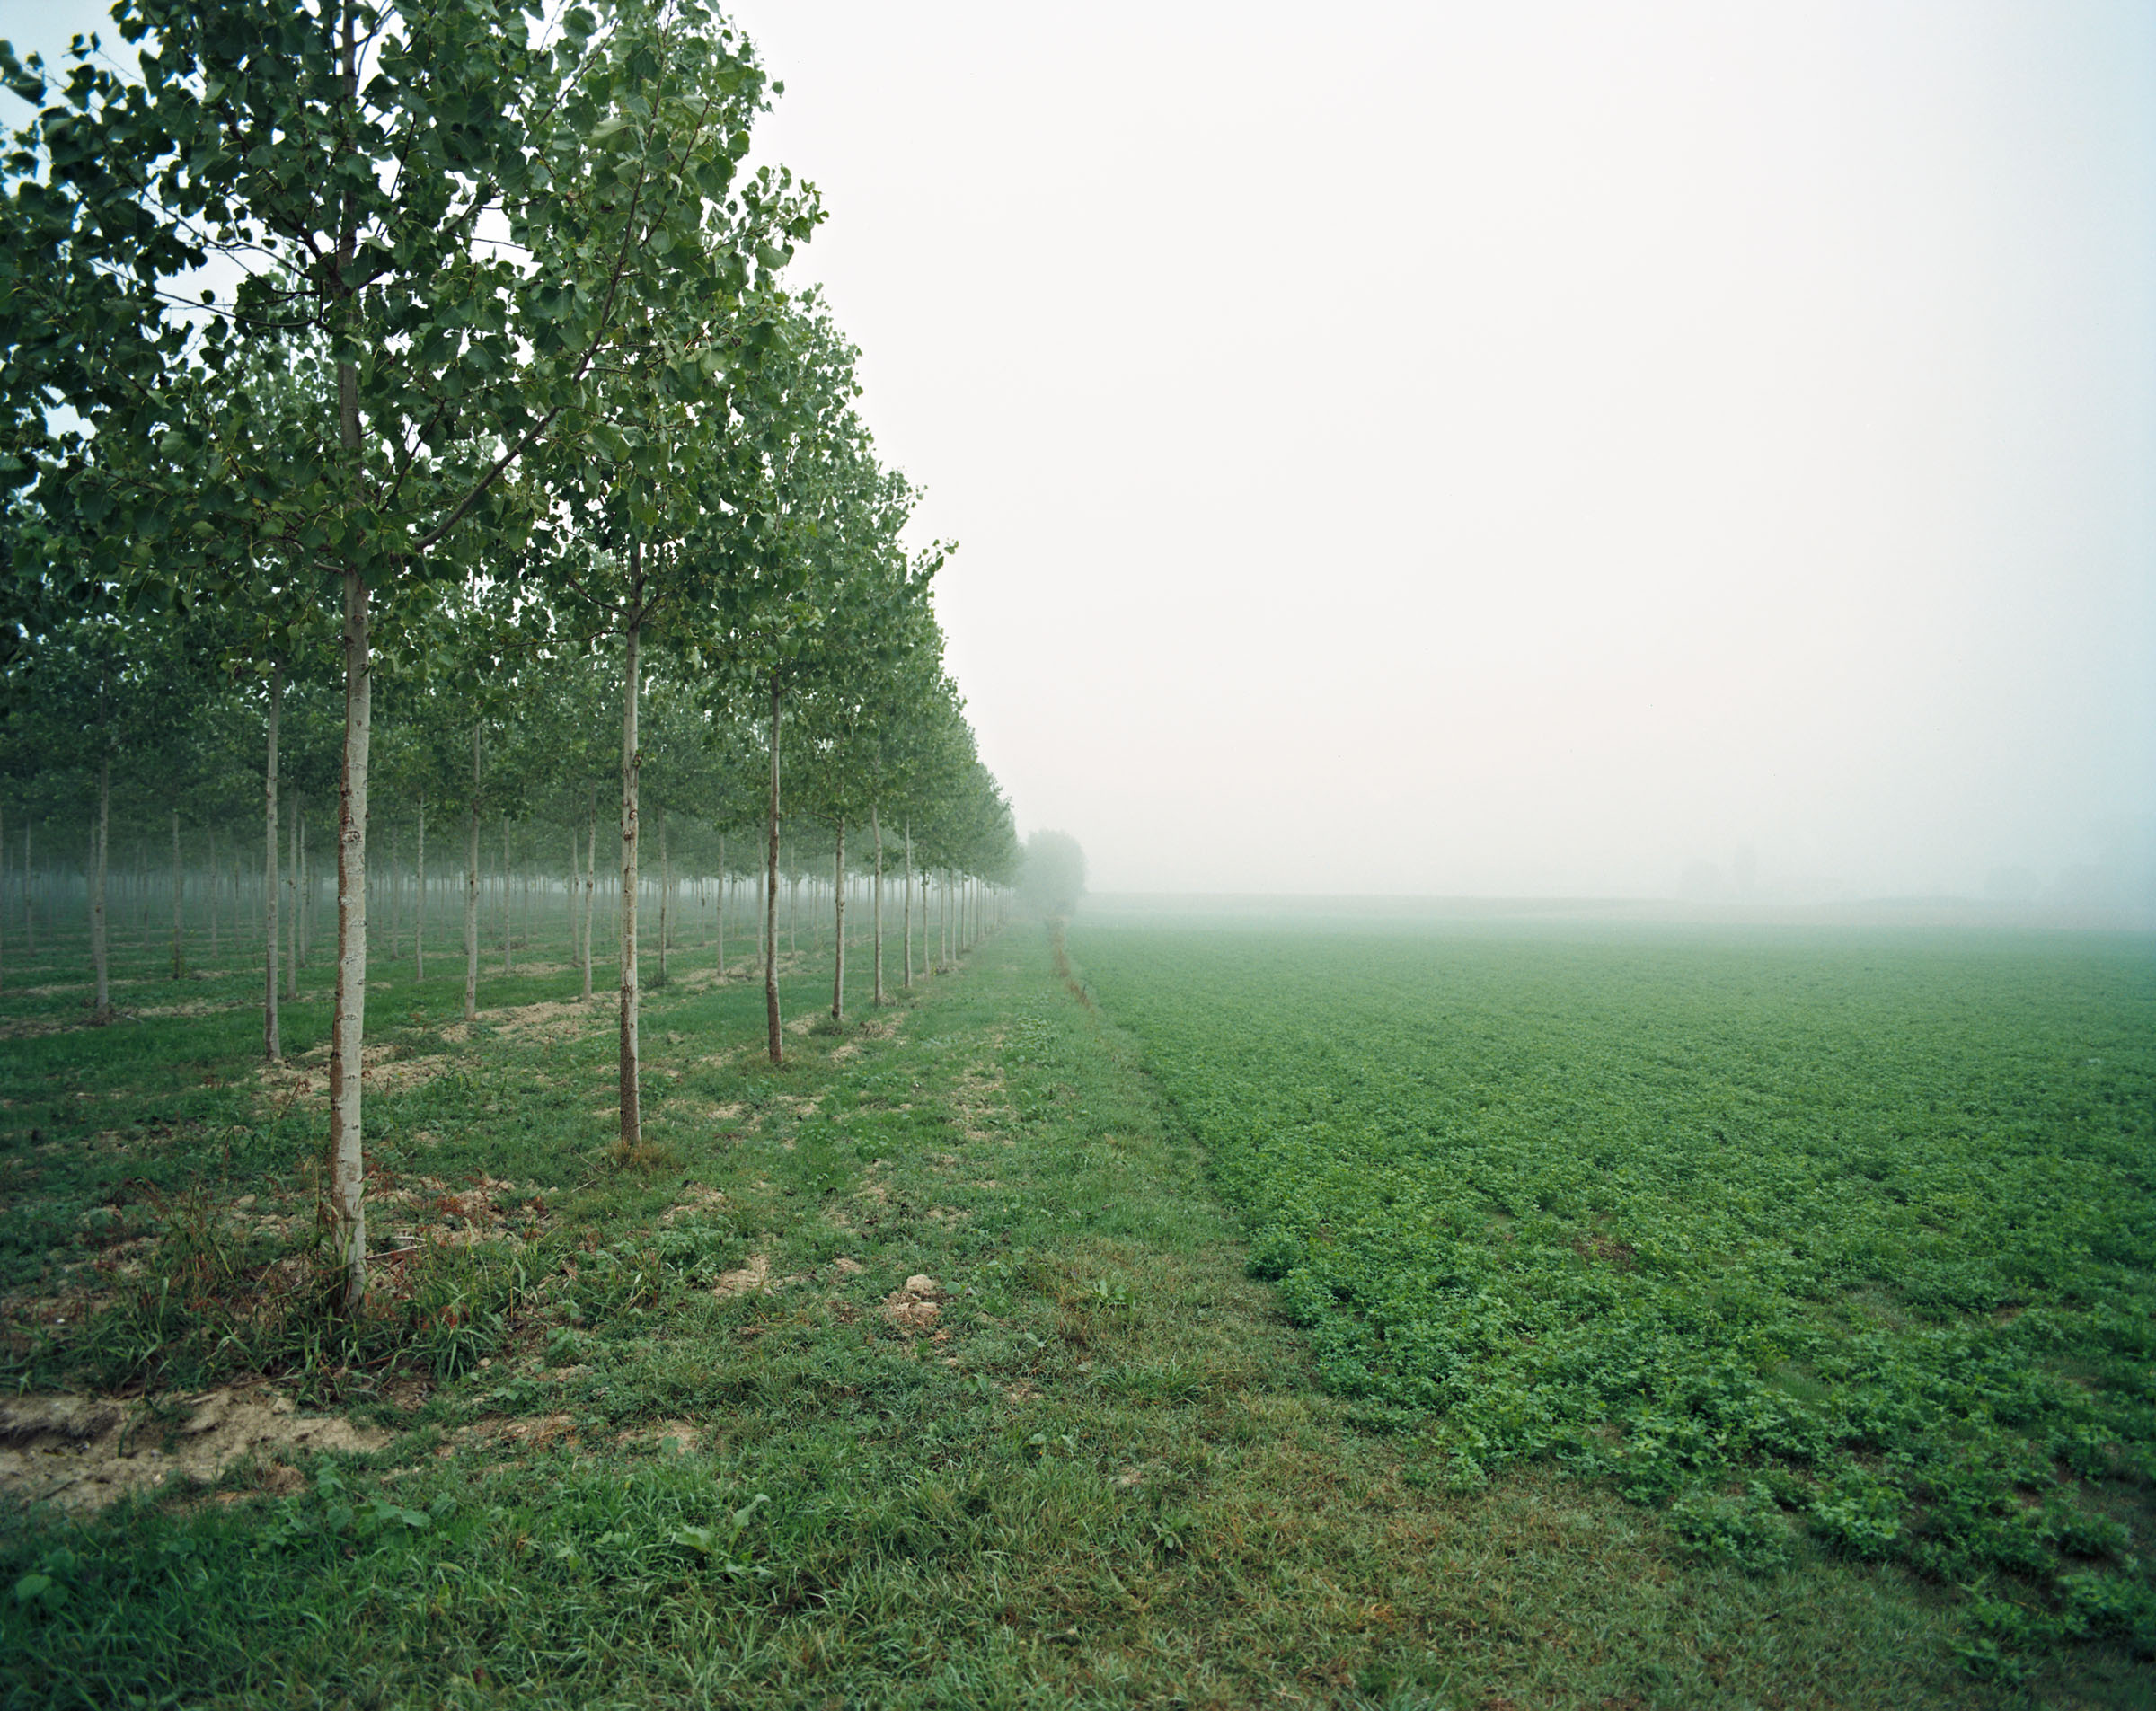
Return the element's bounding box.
[881,1274,946,1336]
[713,1254,793,1300]
[832,1256,865,1278]
[0,1387,389,1513]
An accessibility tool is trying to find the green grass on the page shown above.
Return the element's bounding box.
[1073,917,2156,1691]
[0,905,2132,1705]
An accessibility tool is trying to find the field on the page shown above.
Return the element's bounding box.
[0,903,2150,1706]
[1074,916,2156,1678]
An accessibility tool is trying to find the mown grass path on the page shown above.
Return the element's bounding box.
[1,925,2008,1707]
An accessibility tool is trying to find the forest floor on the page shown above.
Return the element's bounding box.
[0,914,2117,1707]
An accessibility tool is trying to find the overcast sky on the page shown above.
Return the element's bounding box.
[14,2,2155,899]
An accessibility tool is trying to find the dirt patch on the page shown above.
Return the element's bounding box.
[477,999,601,1045]
[659,1185,729,1226]
[950,1040,1014,1143]
[619,1418,704,1455]
[371,1175,546,1248]
[465,1411,579,1451]
[829,1017,900,1064]
[256,1043,455,1113]
[713,1254,781,1300]
[0,1387,389,1513]
[881,1274,945,1336]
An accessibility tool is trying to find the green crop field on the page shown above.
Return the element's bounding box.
[1075,918,2156,1671]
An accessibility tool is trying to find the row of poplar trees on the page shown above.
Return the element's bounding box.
[0,0,1019,1310]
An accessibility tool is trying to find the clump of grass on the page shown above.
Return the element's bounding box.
[607,1135,675,1170]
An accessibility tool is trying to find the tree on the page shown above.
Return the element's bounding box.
[4,0,818,1308]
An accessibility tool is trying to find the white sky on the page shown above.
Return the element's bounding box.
[13,1,2155,899]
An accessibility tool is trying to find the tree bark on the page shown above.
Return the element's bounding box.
[831,816,846,1021]
[464,724,480,1023]
[207,825,217,960]
[618,604,643,1151]
[871,806,885,1006]
[764,673,782,1065]
[327,562,372,1316]
[657,808,668,987]
[296,806,308,969]
[286,798,300,1001]
[581,795,596,1001]
[169,812,185,980]
[414,794,426,981]
[266,665,282,1060]
[91,761,110,1024]
[500,813,512,974]
[903,819,914,991]
[715,833,726,977]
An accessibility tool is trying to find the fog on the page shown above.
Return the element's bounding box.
[736,0,2155,909]
[17,1,2154,908]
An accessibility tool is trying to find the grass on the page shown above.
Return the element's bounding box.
[1073,917,2156,1698]
[0,902,2127,1705]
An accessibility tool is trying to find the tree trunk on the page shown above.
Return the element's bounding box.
[871,806,885,1006]
[618,606,643,1151]
[464,724,480,1023]
[171,815,184,981]
[22,823,31,957]
[92,759,110,1024]
[715,833,726,977]
[581,794,596,1002]
[500,813,512,974]
[266,666,281,1057]
[414,794,426,981]
[764,673,782,1065]
[903,819,914,991]
[326,561,372,1316]
[301,806,314,967]
[286,795,301,1001]
[657,808,668,987]
[207,825,217,960]
[831,816,846,1021]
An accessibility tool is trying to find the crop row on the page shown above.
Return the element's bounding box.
[1082,922,2155,1650]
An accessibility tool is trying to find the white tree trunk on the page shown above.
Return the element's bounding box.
[464,724,480,1023]
[326,563,372,1315]
[414,794,426,982]
[618,611,643,1151]
[91,761,110,1024]
[831,816,846,1021]
[170,811,184,980]
[872,806,885,1006]
[764,674,783,1064]
[500,813,512,974]
[581,798,596,1002]
[265,666,281,1059]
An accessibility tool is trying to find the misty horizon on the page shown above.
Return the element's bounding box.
[14,0,2154,908]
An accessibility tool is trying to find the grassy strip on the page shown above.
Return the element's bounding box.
[1,923,2022,1706]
